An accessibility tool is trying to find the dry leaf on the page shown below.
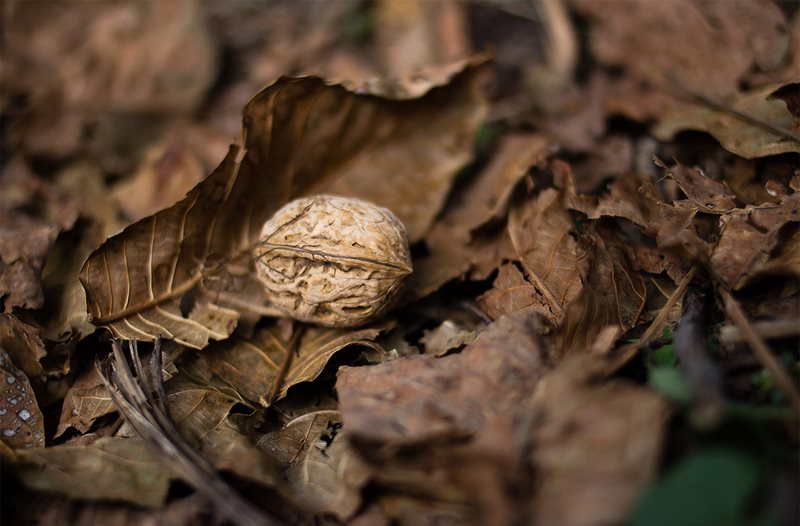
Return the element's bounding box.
[528,355,668,526]
[80,60,487,348]
[176,322,387,407]
[572,0,791,98]
[508,188,586,326]
[476,263,542,321]
[420,320,477,356]
[112,141,206,223]
[164,375,280,487]
[406,134,550,299]
[337,310,548,445]
[661,161,738,214]
[7,437,171,507]
[0,315,46,380]
[258,410,369,518]
[654,82,800,159]
[0,351,45,449]
[557,225,647,355]
[711,194,800,289]
[55,366,115,438]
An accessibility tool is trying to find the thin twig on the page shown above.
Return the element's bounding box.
[97,339,283,526]
[608,266,698,371]
[721,289,800,410]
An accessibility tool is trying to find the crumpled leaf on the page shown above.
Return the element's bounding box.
[0,224,60,312]
[4,0,217,161]
[654,82,800,159]
[0,351,45,449]
[0,315,46,380]
[420,320,477,356]
[55,366,115,438]
[711,193,800,289]
[258,410,369,519]
[176,322,387,407]
[337,310,548,445]
[572,0,791,98]
[507,188,586,326]
[163,375,280,487]
[658,160,738,214]
[407,134,550,299]
[80,60,487,349]
[6,437,171,507]
[476,263,541,321]
[528,355,669,526]
[557,224,647,356]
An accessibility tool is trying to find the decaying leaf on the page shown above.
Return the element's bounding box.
[528,356,669,526]
[508,188,586,326]
[164,375,280,487]
[407,134,550,299]
[557,225,647,355]
[477,263,541,321]
[7,437,171,507]
[711,194,800,289]
[55,366,115,438]
[258,410,369,519]
[572,0,791,98]
[654,82,800,159]
[0,315,46,380]
[0,351,45,449]
[177,322,387,407]
[420,320,477,356]
[80,60,487,349]
[337,310,548,445]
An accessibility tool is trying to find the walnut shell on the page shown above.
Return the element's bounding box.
[254,195,412,327]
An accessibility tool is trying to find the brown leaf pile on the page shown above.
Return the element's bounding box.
[1,1,798,525]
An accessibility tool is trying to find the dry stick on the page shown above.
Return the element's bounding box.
[98,340,283,526]
[674,285,724,424]
[721,289,800,410]
[609,266,698,371]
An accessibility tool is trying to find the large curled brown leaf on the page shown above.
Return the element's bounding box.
[80,60,487,348]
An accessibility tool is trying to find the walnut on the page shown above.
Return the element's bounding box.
[254,195,412,327]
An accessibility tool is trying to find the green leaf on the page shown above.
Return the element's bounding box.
[630,449,761,526]
[648,366,690,402]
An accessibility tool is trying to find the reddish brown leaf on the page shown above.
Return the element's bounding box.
[711,194,800,289]
[528,356,668,526]
[337,310,548,445]
[476,263,542,321]
[0,351,45,449]
[508,188,586,326]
